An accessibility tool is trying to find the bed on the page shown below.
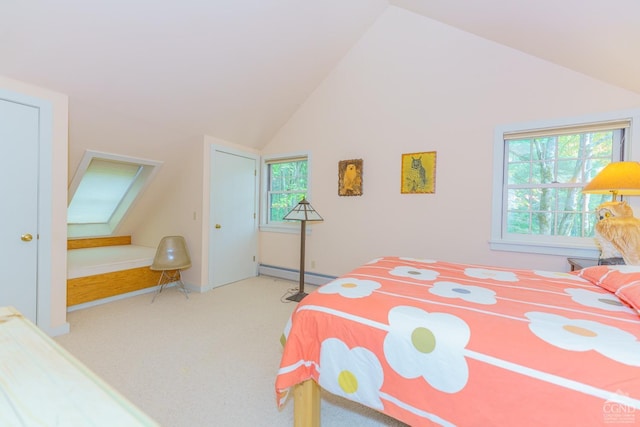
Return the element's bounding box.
[276,256,640,426]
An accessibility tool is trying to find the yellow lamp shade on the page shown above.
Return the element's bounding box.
[582,161,640,197]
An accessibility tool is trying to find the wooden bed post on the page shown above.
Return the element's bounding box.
[293,379,321,427]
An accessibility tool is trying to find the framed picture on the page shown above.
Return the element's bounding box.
[338,159,363,196]
[401,151,436,194]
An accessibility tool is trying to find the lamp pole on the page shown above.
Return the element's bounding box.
[287,219,307,302]
[286,219,308,302]
[298,219,306,296]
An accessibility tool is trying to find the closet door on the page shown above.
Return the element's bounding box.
[0,97,39,322]
[209,146,258,288]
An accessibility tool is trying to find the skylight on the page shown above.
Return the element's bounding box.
[68,150,162,238]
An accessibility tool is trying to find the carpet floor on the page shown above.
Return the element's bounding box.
[54,276,407,426]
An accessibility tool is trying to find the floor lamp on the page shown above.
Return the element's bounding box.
[283,198,323,302]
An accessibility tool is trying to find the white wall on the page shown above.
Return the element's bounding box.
[67,98,264,292]
[67,101,192,229]
[129,133,260,291]
[130,133,260,291]
[67,102,209,287]
[0,75,69,334]
[260,7,640,276]
[15,4,640,313]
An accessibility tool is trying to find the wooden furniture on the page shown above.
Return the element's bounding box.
[0,306,158,425]
[293,380,321,427]
[567,257,599,271]
[67,236,160,307]
[67,235,132,249]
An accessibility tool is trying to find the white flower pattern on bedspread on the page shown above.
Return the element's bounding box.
[429,282,497,305]
[526,312,640,366]
[464,267,518,282]
[384,306,470,393]
[389,266,440,281]
[318,277,381,298]
[319,338,384,409]
[565,288,634,313]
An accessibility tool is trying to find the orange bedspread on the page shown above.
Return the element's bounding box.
[276,257,640,426]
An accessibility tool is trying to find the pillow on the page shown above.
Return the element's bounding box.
[578,265,640,312]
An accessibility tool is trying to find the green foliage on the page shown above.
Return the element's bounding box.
[268,160,308,222]
[506,131,614,238]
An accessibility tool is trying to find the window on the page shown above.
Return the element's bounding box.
[491,111,639,257]
[261,153,309,231]
[68,150,162,238]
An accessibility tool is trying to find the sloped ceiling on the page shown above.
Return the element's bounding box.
[1,0,638,150]
[391,0,640,96]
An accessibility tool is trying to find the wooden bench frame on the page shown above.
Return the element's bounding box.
[67,236,161,307]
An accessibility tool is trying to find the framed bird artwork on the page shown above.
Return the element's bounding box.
[401,151,436,194]
[338,159,363,196]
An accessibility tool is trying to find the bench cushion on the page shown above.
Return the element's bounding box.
[67,245,156,279]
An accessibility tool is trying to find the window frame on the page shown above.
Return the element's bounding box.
[490,109,640,257]
[260,152,312,233]
[67,150,162,238]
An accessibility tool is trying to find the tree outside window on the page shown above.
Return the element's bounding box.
[505,129,622,240]
[267,158,308,223]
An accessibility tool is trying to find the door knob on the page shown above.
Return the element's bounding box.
[215,224,222,229]
[21,233,33,242]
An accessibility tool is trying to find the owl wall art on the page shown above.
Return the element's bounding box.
[401,151,436,194]
[338,159,363,196]
[594,201,640,265]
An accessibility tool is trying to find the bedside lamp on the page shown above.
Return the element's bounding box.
[283,198,323,302]
[582,161,640,201]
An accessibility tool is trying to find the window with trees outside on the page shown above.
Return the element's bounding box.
[261,154,309,230]
[491,113,636,257]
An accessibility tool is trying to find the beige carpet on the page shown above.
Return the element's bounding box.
[54,276,407,427]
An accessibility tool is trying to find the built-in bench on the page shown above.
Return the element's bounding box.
[67,236,160,308]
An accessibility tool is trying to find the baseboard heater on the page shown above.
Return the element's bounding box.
[258,264,336,287]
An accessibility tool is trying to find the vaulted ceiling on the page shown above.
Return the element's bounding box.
[2,0,638,150]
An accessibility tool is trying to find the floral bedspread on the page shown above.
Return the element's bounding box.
[275,257,640,426]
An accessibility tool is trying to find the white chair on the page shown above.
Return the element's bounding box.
[150,236,191,302]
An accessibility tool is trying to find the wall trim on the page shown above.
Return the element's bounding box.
[66,282,198,312]
[49,322,70,337]
[258,264,336,286]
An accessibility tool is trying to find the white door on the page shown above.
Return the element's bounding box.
[0,98,39,322]
[209,147,258,287]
